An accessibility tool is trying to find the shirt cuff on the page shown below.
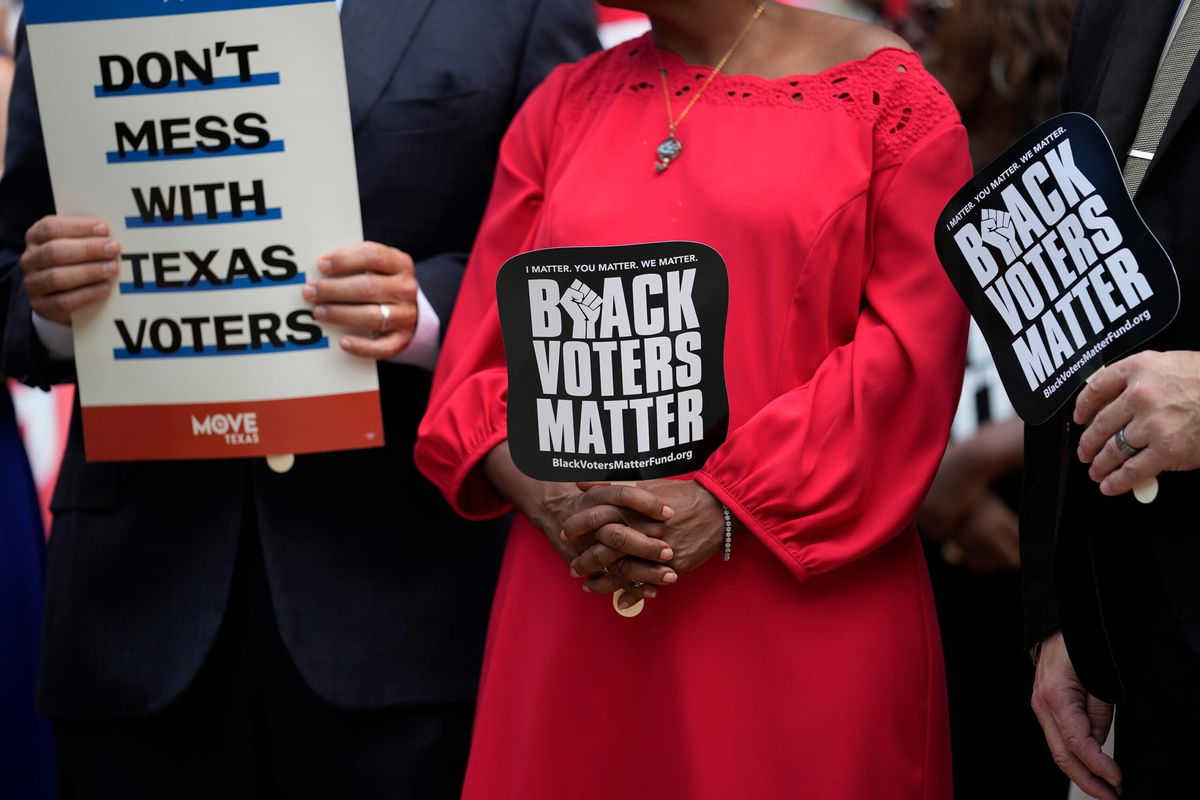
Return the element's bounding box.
[32,312,76,361]
[386,287,441,370]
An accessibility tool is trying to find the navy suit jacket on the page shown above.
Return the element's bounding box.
[1021,0,1200,701]
[0,0,597,719]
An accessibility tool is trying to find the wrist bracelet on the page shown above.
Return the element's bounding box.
[722,505,733,562]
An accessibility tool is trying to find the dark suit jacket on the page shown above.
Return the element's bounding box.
[1021,0,1200,702]
[0,0,597,720]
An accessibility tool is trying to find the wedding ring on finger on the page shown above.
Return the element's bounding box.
[1115,426,1142,459]
[377,302,391,332]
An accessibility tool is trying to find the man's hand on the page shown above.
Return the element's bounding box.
[1075,351,1200,495]
[302,242,418,360]
[21,216,120,325]
[1031,632,1121,800]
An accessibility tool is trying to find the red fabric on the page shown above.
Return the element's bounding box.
[417,36,970,799]
[594,5,645,24]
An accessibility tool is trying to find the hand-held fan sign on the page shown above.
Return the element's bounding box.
[935,113,1179,425]
[497,242,729,482]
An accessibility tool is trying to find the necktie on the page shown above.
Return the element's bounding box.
[1123,1,1200,196]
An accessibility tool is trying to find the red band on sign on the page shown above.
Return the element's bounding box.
[81,391,384,462]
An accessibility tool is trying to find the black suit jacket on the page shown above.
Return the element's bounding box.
[0,0,597,720]
[1021,0,1200,701]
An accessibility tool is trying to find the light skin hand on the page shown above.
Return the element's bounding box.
[20,215,120,325]
[1074,352,1200,495]
[1031,632,1121,800]
[302,241,418,360]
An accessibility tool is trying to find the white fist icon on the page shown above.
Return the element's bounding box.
[560,279,602,339]
[980,208,1023,264]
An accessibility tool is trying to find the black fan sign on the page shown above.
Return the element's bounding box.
[935,113,1179,424]
[496,242,729,482]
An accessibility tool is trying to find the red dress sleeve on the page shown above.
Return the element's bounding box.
[696,119,973,581]
[414,65,570,519]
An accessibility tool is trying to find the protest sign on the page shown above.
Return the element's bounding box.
[935,113,1179,425]
[497,242,729,482]
[24,0,382,461]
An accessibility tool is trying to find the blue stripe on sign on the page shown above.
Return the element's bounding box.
[27,0,329,25]
[119,273,306,294]
[125,208,283,228]
[94,73,281,98]
[106,140,286,164]
[113,338,329,360]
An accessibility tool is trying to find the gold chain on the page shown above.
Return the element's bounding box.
[654,3,766,137]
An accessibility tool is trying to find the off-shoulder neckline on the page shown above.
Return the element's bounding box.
[628,33,921,85]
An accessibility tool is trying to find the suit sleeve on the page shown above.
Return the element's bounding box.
[414,66,569,518]
[415,0,597,333]
[694,122,973,581]
[0,22,74,388]
[1021,408,1067,649]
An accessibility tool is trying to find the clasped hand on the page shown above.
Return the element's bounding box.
[560,479,726,607]
[1074,351,1200,495]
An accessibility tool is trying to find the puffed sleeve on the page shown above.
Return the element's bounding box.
[414,65,569,519]
[695,120,972,581]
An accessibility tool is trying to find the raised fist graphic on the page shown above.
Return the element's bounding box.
[980,208,1023,264]
[560,279,602,339]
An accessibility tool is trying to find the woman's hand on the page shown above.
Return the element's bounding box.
[482,442,586,563]
[564,479,726,600]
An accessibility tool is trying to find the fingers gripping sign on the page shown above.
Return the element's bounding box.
[1074,353,1200,500]
[303,241,419,360]
[21,215,121,325]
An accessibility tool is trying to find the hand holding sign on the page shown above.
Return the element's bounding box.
[21,216,120,325]
[303,241,419,360]
[936,114,1180,506]
[1073,353,1200,496]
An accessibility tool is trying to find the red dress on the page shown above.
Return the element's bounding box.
[416,36,971,800]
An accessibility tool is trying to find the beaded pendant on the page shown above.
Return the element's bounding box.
[655,136,682,173]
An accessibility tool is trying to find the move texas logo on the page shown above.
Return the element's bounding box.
[191,411,260,445]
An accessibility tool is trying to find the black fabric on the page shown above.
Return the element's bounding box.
[54,518,474,800]
[0,0,600,721]
[1092,522,1200,799]
[1022,0,1200,703]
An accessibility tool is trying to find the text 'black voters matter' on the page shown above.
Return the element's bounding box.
[935,113,1179,424]
[497,242,729,482]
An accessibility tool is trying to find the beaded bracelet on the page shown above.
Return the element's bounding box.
[722,505,733,562]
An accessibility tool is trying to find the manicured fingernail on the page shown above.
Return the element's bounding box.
[302,284,316,301]
[619,596,634,609]
[318,259,333,273]
[644,587,658,599]
[569,568,579,578]
[581,584,592,594]
[663,571,678,584]
[92,223,108,235]
[661,505,674,519]
[559,530,567,541]
[313,306,327,320]
[103,240,119,256]
[102,261,119,276]
[660,548,673,561]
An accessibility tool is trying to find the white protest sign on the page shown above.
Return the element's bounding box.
[24,0,383,461]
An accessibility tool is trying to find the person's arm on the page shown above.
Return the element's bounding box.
[691,120,973,582]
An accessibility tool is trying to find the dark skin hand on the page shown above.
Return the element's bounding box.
[563,479,726,607]
[482,444,678,599]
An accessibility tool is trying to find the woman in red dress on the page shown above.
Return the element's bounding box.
[416,2,971,797]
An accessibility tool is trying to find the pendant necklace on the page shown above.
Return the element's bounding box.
[652,2,766,173]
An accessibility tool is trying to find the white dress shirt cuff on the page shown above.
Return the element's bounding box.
[386,287,441,370]
[32,312,76,361]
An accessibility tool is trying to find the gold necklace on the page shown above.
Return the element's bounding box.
[652,3,766,173]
